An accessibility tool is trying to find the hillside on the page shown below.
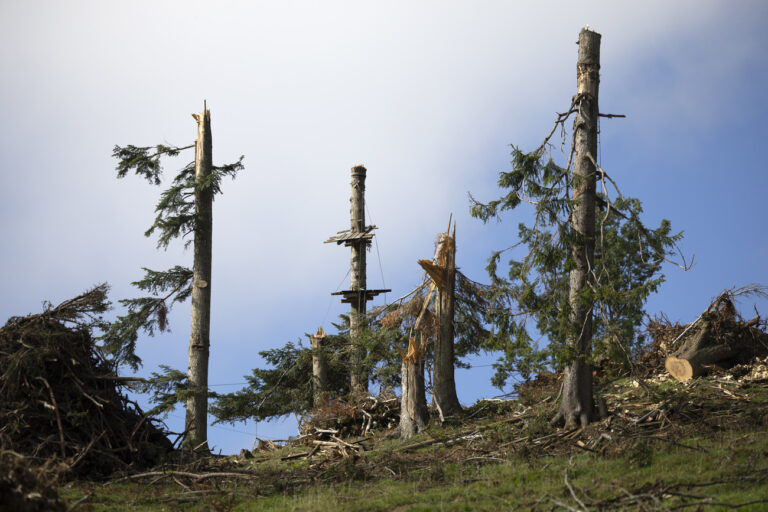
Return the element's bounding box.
[57,366,768,511]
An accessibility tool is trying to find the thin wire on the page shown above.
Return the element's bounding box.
[365,203,388,303]
[320,267,351,328]
[168,413,257,437]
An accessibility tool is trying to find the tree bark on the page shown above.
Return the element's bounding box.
[552,28,600,429]
[310,328,329,405]
[185,103,213,452]
[432,230,462,416]
[349,165,368,395]
[399,339,428,440]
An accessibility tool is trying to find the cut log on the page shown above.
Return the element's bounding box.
[665,356,701,382]
[665,319,756,382]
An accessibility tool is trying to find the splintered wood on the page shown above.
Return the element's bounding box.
[416,229,454,292]
[311,327,328,405]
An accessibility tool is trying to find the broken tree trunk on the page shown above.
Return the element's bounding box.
[552,28,600,429]
[349,165,368,395]
[186,102,213,453]
[311,327,329,405]
[324,165,390,396]
[398,336,428,440]
[431,225,462,416]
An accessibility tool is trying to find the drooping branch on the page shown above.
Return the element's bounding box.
[113,144,194,185]
[99,266,192,370]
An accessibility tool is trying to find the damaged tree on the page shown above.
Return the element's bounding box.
[396,287,436,439]
[325,165,390,395]
[398,224,460,439]
[398,334,429,439]
[551,28,600,428]
[470,28,684,428]
[108,102,244,452]
[186,105,214,452]
[210,324,353,426]
[311,327,329,405]
[419,221,462,416]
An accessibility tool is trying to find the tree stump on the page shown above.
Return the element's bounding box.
[398,336,428,440]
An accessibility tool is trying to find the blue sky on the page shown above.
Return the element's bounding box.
[1,1,767,454]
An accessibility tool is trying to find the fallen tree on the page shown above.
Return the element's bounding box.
[665,286,768,382]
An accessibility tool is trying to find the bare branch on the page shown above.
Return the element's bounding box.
[535,94,583,155]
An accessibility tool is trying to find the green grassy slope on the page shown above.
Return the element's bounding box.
[61,377,768,511]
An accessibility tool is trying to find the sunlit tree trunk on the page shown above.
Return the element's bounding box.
[185,104,213,452]
[399,338,427,439]
[349,165,368,395]
[552,28,600,428]
[311,328,329,405]
[433,230,462,416]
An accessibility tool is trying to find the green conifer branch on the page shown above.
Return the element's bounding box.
[470,144,681,388]
[99,266,192,370]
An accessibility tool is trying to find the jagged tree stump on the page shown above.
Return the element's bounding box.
[398,335,428,440]
[310,327,328,406]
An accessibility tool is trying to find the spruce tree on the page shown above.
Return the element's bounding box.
[210,276,490,427]
[471,29,684,427]
[105,104,243,451]
[210,325,353,424]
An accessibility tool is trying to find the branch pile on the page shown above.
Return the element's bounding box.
[0,285,172,478]
[637,287,768,382]
[662,289,768,382]
[299,394,399,439]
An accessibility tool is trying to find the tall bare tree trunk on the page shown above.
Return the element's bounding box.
[432,228,462,416]
[349,165,368,395]
[185,103,213,452]
[552,28,600,429]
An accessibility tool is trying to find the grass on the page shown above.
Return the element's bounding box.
[248,429,768,511]
[60,378,768,511]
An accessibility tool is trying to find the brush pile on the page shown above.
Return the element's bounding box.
[299,394,400,439]
[0,285,172,479]
[643,286,768,382]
